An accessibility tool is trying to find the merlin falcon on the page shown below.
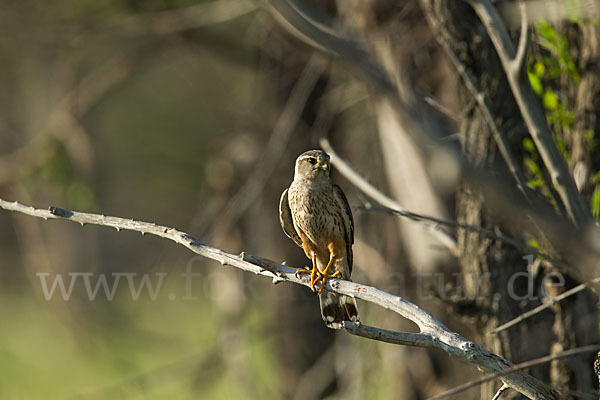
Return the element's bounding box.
[279,149,359,328]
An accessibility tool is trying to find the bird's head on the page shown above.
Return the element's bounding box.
[294,149,331,180]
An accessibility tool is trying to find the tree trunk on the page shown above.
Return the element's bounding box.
[420,0,598,397]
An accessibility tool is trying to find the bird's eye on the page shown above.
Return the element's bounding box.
[307,157,317,165]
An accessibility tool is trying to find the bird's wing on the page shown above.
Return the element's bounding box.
[333,184,354,273]
[279,188,303,247]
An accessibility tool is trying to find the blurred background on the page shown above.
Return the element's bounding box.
[0,0,598,399]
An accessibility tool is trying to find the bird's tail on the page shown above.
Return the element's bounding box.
[319,291,359,329]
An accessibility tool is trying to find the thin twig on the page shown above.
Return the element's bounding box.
[0,197,559,399]
[427,344,600,400]
[513,1,529,74]
[488,277,600,335]
[424,96,459,122]
[491,384,510,400]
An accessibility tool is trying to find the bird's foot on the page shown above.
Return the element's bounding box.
[295,266,321,292]
[318,270,341,294]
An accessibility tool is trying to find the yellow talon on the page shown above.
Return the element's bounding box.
[318,257,341,294]
[295,266,320,292]
[295,254,322,292]
[318,270,340,294]
[296,254,342,294]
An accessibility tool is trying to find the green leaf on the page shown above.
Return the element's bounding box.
[591,185,600,220]
[524,156,541,176]
[527,178,544,188]
[562,110,574,128]
[543,90,559,110]
[566,60,580,83]
[535,21,559,52]
[534,61,545,76]
[528,72,543,94]
[523,138,536,153]
[584,130,596,149]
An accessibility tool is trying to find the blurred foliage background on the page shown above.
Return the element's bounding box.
[0,0,598,399]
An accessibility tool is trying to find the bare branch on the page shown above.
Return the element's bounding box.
[491,384,511,400]
[489,277,600,335]
[468,0,591,226]
[424,95,459,122]
[427,344,600,400]
[266,0,395,93]
[341,322,437,347]
[0,197,559,399]
[513,1,529,74]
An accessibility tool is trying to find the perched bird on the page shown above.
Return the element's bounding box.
[279,149,359,329]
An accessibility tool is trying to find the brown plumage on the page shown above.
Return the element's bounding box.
[279,149,359,329]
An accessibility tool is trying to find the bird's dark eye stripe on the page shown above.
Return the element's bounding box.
[307,157,316,164]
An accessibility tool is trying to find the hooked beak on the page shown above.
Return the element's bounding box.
[318,162,329,171]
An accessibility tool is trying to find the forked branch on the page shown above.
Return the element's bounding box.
[467,0,591,226]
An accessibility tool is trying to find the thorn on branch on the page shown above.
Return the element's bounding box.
[240,252,267,274]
